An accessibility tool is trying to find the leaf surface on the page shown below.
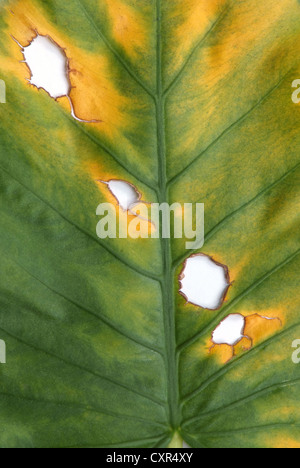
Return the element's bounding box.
[0,0,299,448]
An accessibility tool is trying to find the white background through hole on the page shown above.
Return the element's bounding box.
[106,180,140,211]
[19,33,95,122]
[22,35,70,99]
[212,314,245,346]
[180,255,229,310]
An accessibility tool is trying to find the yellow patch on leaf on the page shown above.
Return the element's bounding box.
[85,161,119,190]
[194,0,295,91]
[167,0,300,160]
[208,341,234,364]
[244,313,283,345]
[208,310,283,364]
[2,0,130,139]
[167,0,226,79]
[102,0,150,62]
[269,436,300,449]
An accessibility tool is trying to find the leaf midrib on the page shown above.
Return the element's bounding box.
[155,0,180,433]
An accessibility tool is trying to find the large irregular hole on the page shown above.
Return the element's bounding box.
[13,33,98,123]
[22,34,71,99]
[179,254,231,310]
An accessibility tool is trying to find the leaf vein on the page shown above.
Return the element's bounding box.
[174,161,300,266]
[182,378,300,427]
[169,70,291,185]
[182,321,300,404]
[0,323,167,408]
[6,254,164,356]
[76,0,155,99]
[164,5,230,96]
[0,164,161,283]
[0,391,167,428]
[178,248,300,353]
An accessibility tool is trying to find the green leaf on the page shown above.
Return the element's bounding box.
[0,0,299,448]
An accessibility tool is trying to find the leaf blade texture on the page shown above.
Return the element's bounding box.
[0,0,299,448]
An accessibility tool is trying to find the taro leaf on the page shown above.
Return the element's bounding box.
[0,0,300,449]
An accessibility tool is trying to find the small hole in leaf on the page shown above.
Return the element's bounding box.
[212,313,245,346]
[209,313,282,363]
[97,179,152,227]
[99,179,142,211]
[179,254,231,310]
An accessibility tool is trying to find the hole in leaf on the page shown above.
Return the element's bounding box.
[21,34,70,99]
[212,313,246,346]
[179,254,231,310]
[209,313,282,363]
[12,32,98,123]
[99,179,142,212]
[97,179,153,229]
